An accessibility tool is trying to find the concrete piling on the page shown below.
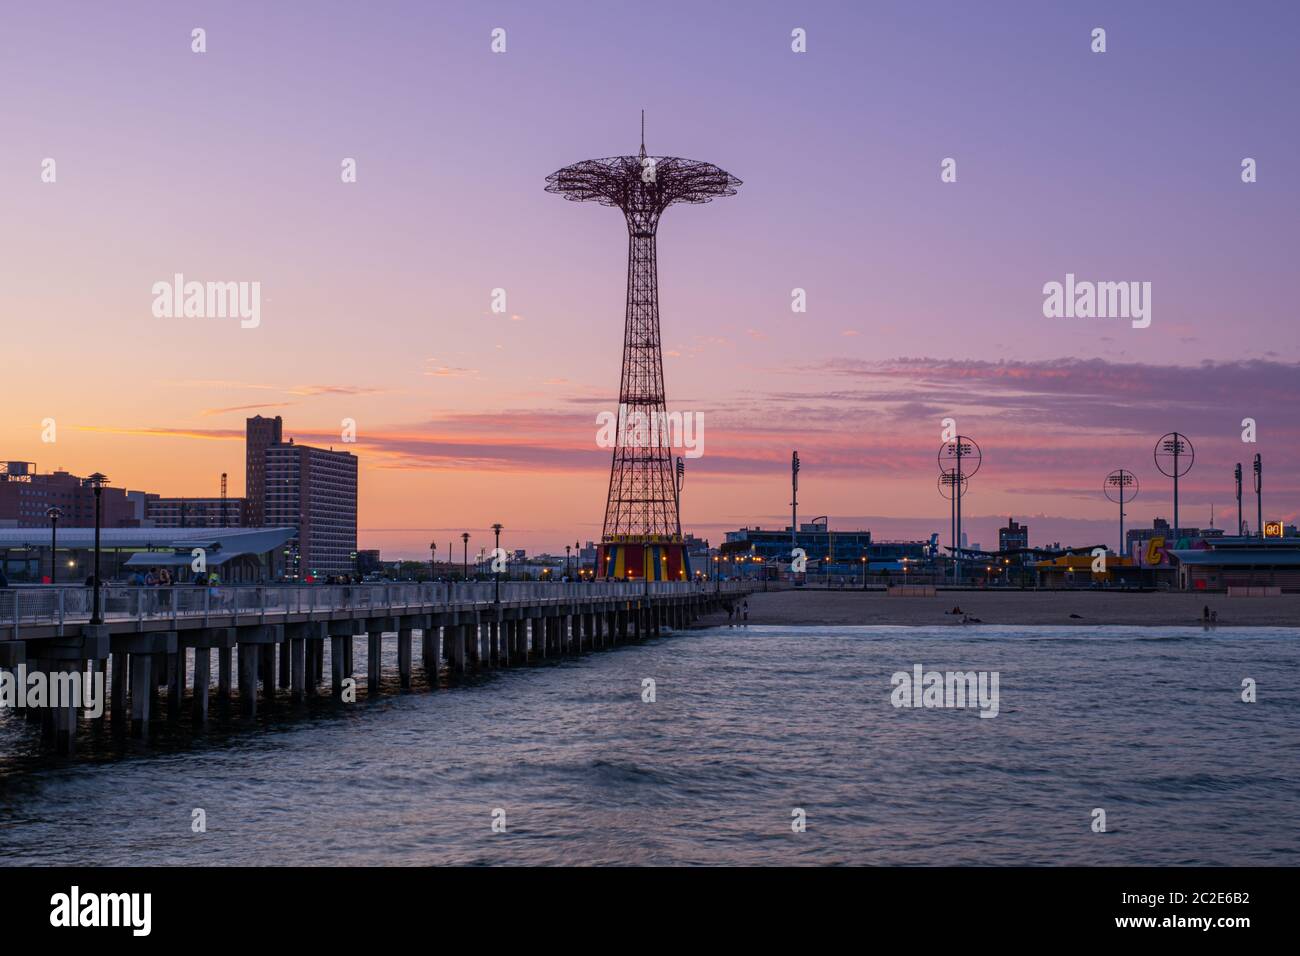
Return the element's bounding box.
[290,637,306,703]
[303,638,316,695]
[238,643,258,718]
[421,627,438,682]
[218,647,233,701]
[368,632,382,693]
[167,650,184,721]
[111,651,128,727]
[452,621,468,674]
[192,648,210,724]
[130,653,152,736]
[331,636,346,698]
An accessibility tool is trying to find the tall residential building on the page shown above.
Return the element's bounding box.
[244,415,283,527]
[999,517,1029,552]
[264,439,357,578]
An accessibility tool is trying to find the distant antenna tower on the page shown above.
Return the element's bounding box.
[791,451,800,549]
[220,472,228,528]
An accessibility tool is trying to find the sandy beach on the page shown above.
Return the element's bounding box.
[700,588,1300,627]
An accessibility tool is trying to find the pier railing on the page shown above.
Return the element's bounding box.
[0,580,743,631]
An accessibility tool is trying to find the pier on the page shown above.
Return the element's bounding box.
[0,581,747,754]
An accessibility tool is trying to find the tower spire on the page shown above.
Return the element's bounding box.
[639,109,646,159]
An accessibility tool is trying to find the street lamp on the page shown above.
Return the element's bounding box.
[492,523,503,602]
[565,544,571,580]
[429,540,437,582]
[46,506,62,585]
[461,532,470,581]
[86,473,108,625]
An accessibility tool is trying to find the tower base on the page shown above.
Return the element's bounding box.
[597,535,689,581]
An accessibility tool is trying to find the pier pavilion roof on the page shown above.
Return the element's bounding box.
[0,526,297,553]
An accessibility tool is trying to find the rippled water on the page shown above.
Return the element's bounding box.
[1,625,1297,865]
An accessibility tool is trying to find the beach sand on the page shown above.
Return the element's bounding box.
[699,588,1300,627]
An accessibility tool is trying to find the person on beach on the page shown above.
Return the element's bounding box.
[742,600,749,624]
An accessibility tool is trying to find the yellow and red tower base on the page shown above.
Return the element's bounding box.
[597,534,690,581]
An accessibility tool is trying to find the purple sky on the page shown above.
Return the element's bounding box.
[2,1,1297,555]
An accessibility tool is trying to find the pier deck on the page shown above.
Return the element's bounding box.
[0,581,747,754]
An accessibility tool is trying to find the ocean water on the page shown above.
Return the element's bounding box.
[0,625,1296,865]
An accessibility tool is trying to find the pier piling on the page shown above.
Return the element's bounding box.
[193,647,210,724]
[368,632,382,692]
[398,629,412,687]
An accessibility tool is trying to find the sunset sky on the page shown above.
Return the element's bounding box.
[3,1,1298,557]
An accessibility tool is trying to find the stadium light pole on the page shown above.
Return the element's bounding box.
[86,473,108,625]
[1154,433,1194,541]
[1234,463,1243,535]
[46,506,62,585]
[1253,454,1262,539]
[492,523,503,602]
[1104,470,1138,557]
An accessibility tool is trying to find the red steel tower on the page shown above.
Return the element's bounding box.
[546,121,740,580]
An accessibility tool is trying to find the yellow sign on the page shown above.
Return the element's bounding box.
[1144,536,1166,566]
[1264,521,1284,538]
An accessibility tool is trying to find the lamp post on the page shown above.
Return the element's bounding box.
[861,555,867,591]
[86,473,108,625]
[565,544,571,580]
[492,523,503,602]
[429,541,437,582]
[461,532,470,581]
[46,506,62,585]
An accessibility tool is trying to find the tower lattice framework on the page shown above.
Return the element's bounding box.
[546,124,740,579]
